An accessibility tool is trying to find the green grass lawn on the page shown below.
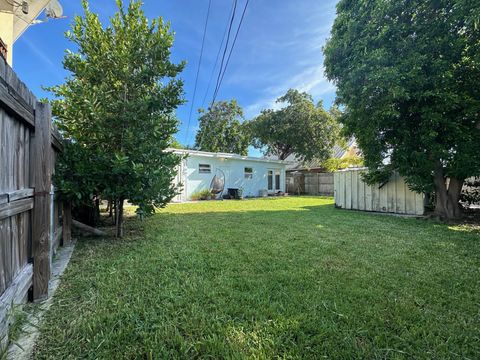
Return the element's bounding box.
[33,197,479,359]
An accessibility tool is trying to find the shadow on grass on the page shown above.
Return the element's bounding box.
[33,199,480,359]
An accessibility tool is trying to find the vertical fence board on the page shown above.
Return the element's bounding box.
[31,102,52,300]
[358,172,365,211]
[333,172,338,206]
[405,188,416,215]
[386,174,396,213]
[334,169,425,215]
[352,173,358,210]
[345,171,352,209]
[0,112,5,293]
[62,201,72,245]
[415,192,425,216]
[396,174,406,214]
[0,111,5,192]
[3,218,12,291]
[0,219,6,294]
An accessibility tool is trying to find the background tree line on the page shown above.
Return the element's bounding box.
[193,89,347,165]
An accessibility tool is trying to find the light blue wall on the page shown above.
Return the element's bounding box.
[177,155,286,200]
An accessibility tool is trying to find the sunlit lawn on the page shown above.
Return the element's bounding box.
[33,197,480,359]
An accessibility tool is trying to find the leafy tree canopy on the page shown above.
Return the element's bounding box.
[169,137,185,149]
[324,0,480,219]
[321,155,364,173]
[194,100,249,155]
[49,0,185,236]
[248,89,341,161]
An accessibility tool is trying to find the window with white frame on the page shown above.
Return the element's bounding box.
[244,167,253,179]
[275,170,281,190]
[198,164,211,174]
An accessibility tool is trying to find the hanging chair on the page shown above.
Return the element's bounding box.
[209,168,225,199]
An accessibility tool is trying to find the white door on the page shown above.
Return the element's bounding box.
[267,169,281,193]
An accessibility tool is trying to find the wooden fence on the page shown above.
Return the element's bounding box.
[334,168,425,215]
[0,56,71,350]
[286,172,334,196]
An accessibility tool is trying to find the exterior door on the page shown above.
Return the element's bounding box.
[267,170,274,192]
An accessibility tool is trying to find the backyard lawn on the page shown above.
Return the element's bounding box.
[33,197,479,359]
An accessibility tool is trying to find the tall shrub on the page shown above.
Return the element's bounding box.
[50,0,185,236]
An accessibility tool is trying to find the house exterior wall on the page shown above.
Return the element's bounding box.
[174,154,286,201]
[0,11,13,64]
[334,168,424,215]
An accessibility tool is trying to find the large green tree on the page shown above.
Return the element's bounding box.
[248,89,341,161]
[324,0,480,219]
[194,100,249,155]
[50,0,184,237]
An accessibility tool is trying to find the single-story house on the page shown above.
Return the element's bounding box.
[168,148,287,202]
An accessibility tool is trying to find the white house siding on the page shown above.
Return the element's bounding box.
[334,168,424,215]
[171,150,286,201]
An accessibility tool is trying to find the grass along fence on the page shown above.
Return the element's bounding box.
[0,55,71,351]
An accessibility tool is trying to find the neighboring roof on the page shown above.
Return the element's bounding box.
[167,148,286,165]
[268,137,359,171]
[332,137,357,158]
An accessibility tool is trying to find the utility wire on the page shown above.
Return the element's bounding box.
[210,0,238,107]
[198,0,251,150]
[200,0,236,108]
[184,0,212,145]
[213,0,250,104]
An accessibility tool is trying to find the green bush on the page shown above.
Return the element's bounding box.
[191,189,212,201]
[321,155,363,172]
[461,177,480,206]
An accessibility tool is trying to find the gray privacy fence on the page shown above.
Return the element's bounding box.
[0,56,71,350]
[286,172,334,196]
[334,168,425,215]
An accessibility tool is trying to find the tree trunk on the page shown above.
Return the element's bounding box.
[115,198,124,238]
[106,200,113,218]
[433,162,464,220]
[94,197,100,224]
[113,200,117,225]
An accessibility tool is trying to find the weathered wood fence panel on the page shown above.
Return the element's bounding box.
[286,173,304,194]
[0,56,70,350]
[334,168,425,216]
[286,172,334,196]
[305,173,334,196]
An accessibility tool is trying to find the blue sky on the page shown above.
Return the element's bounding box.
[12,0,338,153]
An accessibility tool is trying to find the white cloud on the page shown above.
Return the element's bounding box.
[236,0,338,118]
[244,66,336,119]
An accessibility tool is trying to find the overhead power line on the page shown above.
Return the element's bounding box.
[211,0,250,106]
[210,0,238,107]
[184,0,212,145]
[201,0,236,108]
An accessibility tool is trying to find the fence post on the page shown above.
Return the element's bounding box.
[62,201,72,245]
[31,102,52,300]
